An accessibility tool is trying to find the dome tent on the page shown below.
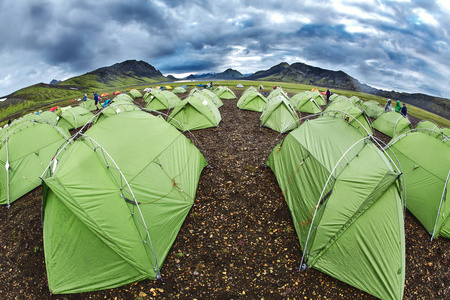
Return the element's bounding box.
[173,86,187,94]
[290,92,322,114]
[168,93,222,131]
[214,86,236,99]
[237,87,268,112]
[323,97,373,135]
[360,100,384,119]
[372,111,411,138]
[128,89,143,99]
[143,90,181,110]
[260,95,299,133]
[41,111,207,294]
[387,130,450,239]
[56,106,95,130]
[267,116,405,300]
[94,100,141,124]
[79,99,98,111]
[0,121,70,206]
[190,88,223,108]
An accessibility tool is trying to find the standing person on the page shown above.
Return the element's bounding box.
[401,103,407,117]
[326,89,331,104]
[384,99,392,112]
[210,81,213,88]
[395,100,401,113]
[93,92,99,110]
[82,94,87,101]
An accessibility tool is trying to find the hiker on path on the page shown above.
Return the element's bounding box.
[384,99,392,112]
[395,100,401,113]
[401,103,407,117]
[326,89,331,104]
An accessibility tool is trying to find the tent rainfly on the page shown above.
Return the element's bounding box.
[168,93,222,131]
[323,98,373,135]
[237,87,268,112]
[128,89,143,99]
[94,100,141,124]
[0,121,70,206]
[57,106,95,130]
[360,100,384,119]
[113,94,134,102]
[79,99,98,111]
[387,131,450,239]
[144,90,181,110]
[372,111,411,138]
[415,120,445,139]
[173,87,187,94]
[290,92,322,114]
[214,86,236,99]
[260,95,299,133]
[267,116,405,300]
[41,111,207,294]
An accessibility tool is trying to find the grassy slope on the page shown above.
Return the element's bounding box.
[2,79,449,128]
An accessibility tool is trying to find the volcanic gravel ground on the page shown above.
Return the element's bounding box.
[0,90,448,299]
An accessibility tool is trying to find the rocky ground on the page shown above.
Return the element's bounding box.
[0,90,448,299]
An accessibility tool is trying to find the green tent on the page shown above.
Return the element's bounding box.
[214,86,236,99]
[0,121,70,206]
[260,95,299,133]
[349,96,362,105]
[94,100,141,124]
[372,111,411,138]
[309,90,326,106]
[415,120,445,139]
[114,93,134,102]
[128,89,143,99]
[267,87,289,101]
[258,85,264,90]
[360,100,384,119]
[442,127,450,138]
[168,94,222,131]
[57,106,95,130]
[290,92,322,114]
[329,93,339,102]
[387,131,450,239]
[144,90,181,110]
[79,99,98,111]
[173,86,187,94]
[41,111,207,294]
[237,87,268,112]
[267,117,405,300]
[324,98,373,135]
[191,88,223,108]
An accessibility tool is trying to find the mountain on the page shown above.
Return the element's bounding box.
[247,62,450,120]
[185,68,244,80]
[49,79,61,85]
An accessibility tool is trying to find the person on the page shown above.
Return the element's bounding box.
[210,81,213,88]
[395,100,401,113]
[401,103,407,117]
[82,94,87,101]
[384,99,392,112]
[93,92,99,110]
[326,89,331,104]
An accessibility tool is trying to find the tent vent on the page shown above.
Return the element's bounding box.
[124,197,140,205]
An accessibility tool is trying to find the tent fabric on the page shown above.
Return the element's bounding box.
[214,86,236,99]
[323,98,373,135]
[360,100,384,119]
[94,100,141,124]
[260,95,299,133]
[415,120,445,139]
[372,111,411,138]
[266,87,289,102]
[309,90,326,106]
[387,131,450,239]
[168,93,222,131]
[79,99,98,111]
[258,85,264,89]
[0,121,70,205]
[57,106,95,130]
[190,88,223,108]
[173,87,187,94]
[144,90,181,110]
[42,111,207,294]
[290,92,322,114]
[267,117,405,300]
[113,94,134,102]
[128,89,143,99]
[237,87,268,112]
[349,96,362,105]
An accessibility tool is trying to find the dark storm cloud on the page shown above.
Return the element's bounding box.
[0,0,449,98]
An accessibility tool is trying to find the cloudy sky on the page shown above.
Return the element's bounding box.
[1,0,449,98]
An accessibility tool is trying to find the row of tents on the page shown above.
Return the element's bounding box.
[0,85,448,298]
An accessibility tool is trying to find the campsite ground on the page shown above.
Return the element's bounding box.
[0,89,448,299]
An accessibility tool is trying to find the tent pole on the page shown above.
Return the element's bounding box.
[5,132,10,208]
[431,170,450,241]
